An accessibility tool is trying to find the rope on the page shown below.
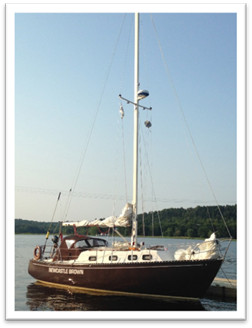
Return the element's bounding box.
[150,14,232,239]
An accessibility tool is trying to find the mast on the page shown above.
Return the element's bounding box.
[131,13,139,247]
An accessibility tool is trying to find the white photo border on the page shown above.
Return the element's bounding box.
[5,2,246,321]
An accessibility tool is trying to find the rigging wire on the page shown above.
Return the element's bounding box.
[62,14,127,222]
[16,185,236,206]
[150,14,232,239]
[111,14,132,215]
[43,192,61,251]
[121,118,128,203]
[219,266,236,288]
[119,14,134,93]
[111,113,122,217]
[137,17,154,237]
[139,16,152,113]
[207,206,217,234]
[139,116,163,237]
[152,211,154,237]
[138,122,145,236]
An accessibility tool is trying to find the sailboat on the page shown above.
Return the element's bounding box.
[28,13,230,299]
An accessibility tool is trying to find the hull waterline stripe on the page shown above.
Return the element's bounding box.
[36,279,199,302]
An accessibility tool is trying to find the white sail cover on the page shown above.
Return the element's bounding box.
[174,233,220,260]
[62,203,133,228]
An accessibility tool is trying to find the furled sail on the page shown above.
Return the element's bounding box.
[174,233,220,260]
[62,203,133,228]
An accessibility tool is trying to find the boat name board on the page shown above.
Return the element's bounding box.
[48,267,84,275]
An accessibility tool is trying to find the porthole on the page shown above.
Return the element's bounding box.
[88,256,97,261]
[109,255,118,261]
[128,255,138,260]
[142,254,152,260]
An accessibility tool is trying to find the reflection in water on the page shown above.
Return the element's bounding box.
[201,298,236,311]
[26,283,205,311]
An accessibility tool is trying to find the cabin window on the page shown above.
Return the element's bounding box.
[74,240,89,248]
[96,239,107,246]
[88,256,97,261]
[65,240,75,249]
[128,255,138,261]
[88,239,107,247]
[142,254,152,260]
[109,255,118,261]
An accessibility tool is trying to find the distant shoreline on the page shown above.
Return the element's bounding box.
[15,205,236,239]
[15,233,236,241]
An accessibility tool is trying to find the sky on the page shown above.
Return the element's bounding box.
[14,11,237,222]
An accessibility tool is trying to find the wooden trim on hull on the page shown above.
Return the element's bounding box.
[28,258,223,299]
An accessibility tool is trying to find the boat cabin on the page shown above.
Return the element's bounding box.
[53,235,108,261]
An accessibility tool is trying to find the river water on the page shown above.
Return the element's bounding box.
[15,234,237,312]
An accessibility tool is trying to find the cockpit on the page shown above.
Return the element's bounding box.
[53,235,108,261]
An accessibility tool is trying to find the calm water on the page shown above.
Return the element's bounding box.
[15,235,237,311]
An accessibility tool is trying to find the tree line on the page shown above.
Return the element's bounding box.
[15,204,236,239]
[137,205,236,238]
